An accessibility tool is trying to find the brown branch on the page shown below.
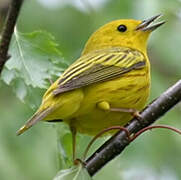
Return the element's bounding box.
[85,79,181,176]
[0,0,24,74]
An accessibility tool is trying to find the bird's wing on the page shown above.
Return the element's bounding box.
[53,47,146,95]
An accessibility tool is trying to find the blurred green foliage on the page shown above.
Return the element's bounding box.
[0,0,181,179]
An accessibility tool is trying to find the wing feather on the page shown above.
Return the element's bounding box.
[53,47,146,95]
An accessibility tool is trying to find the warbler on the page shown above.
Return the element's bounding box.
[17,14,165,159]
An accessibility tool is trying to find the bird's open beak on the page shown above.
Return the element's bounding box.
[136,14,165,31]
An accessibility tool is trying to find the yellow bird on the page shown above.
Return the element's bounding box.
[17,15,165,159]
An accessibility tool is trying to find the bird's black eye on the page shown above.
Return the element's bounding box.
[117,25,127,32]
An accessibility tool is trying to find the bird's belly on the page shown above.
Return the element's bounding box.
[71,71,150,135]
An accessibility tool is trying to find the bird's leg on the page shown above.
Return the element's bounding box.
[70,126,77,162]
[97,101,141,120]
[70,126,85,166]
[110,107,141,120]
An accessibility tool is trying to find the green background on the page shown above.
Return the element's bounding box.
[0,0,181,179]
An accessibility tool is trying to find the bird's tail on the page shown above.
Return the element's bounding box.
[16,107,53,136]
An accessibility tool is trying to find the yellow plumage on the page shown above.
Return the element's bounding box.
[17,15,164,148]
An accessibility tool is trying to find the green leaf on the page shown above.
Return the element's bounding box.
[53,165,92,180]
[1,29,68,108]
[56,124,73,169]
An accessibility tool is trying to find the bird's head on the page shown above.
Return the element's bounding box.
[82,14,165,55]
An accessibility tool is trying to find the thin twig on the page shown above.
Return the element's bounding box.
[0,0,24,74]
[130,125,181,141]
[85,79,181,176]
[83,126,130,160]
